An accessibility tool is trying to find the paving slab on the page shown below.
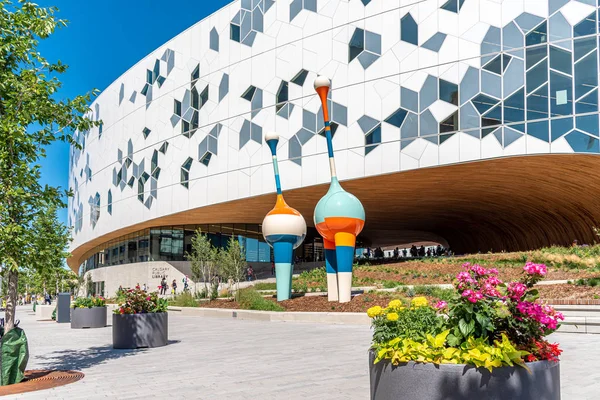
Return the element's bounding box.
[7,306,600,399]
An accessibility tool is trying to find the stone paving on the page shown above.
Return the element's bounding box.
[8,306,600,399]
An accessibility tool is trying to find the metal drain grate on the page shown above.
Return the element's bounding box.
[0,370,84,395]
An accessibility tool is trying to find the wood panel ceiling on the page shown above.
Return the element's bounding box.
[68,154,600,271]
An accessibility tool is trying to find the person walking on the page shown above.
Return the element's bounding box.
[271,261,275,276]
[44,292,51,305]
[183,276,189,292]
[246,266,254,282]
[160,277,167,295]
[142,283,147,291]
[171,279,177,295]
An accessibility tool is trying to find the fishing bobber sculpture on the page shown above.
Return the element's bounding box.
[262,132,307,301]
[314,77,366,303]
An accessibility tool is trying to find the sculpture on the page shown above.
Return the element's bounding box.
[262,132,307,301]
[314,76,366,303]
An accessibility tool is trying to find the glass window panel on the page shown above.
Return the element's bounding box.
[526,120,549,142]
[576,114,599,136]
[526,59,548,93]
[419,110,438,136]
[401,112,418,139]
[245,237,259,262]
[526,45,547,70]
[349,28,364,63]
[550,71,572,117]
[503,21,523,50]
[459,67,479,104]
[420,75,437,111]
[525,21,547,46]
[575,88,598,114]
[472,93,499,114]
[401,13,418,45]
[566,130,600,152]
[440,112,458,133]
[230,24,240,42]
[574,11,597,37]
[549,46,572,74]
[574,51,598,99]
[401,87,418,112]
[258,241,271,262]
[527,84,549,120]
[439,80,458,105]
[460,102,480,131]
[574,36,596,61]
[550,117,573,141]
[483,55,503,74]
[481,70,501,98]
[504,88,525,123]
[503,58,525,96]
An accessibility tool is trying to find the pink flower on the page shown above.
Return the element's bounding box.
[435,301,448,310]
[507,282,527,300]
[470,264,487,276]
[462,289,484,303]
[524,262,547,276]
[486,268,499,276]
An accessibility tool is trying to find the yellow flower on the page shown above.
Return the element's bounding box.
[411,296,429,308]
[386,312,399,321]
[388,299,402,309]
[367,306,383,318]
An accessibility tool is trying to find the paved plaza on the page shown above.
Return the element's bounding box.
[7,306,600,399]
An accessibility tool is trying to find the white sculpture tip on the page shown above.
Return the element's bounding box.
[314,76,331,90]
[265,131,279,141]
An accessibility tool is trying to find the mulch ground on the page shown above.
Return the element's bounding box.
[538,284,600,300]
[195,283,600,313]
[197,293,399,313]
[352,261,599,286]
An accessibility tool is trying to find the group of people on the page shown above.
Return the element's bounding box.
[364,244,450,260]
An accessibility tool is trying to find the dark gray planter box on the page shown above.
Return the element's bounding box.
[71,307,107,329]
[112,313,168,349]
[369,350,560,400]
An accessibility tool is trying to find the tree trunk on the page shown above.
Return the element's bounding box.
[5,269,19,333]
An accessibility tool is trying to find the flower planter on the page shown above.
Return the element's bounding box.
[112,312,168,349]
[71,306,107,329]
[368,350,560,400]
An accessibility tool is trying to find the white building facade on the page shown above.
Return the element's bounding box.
[69,0,600,290]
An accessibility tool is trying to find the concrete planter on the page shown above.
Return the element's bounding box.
[71,306,107,329]
[368,350,560,400]
[112,313,168,349]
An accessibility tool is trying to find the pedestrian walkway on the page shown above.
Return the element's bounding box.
[10,306,600,399]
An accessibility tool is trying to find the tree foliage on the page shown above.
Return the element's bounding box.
[218,237,247,295]
[0,0,99,332]
[186,229,218,298]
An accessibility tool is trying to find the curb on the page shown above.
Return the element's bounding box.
[167,306,370,325]
[167,306,600,333]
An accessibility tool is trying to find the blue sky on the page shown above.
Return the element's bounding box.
[36,0,232,224]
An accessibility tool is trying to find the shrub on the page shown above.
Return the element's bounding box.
[382,280,401,289]
[253,282,277,291]
[114,289,168,314]
[72,296,106,308]
[169,292,199,307]
[236,288,284,312]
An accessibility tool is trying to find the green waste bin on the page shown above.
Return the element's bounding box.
[1,328,29,386]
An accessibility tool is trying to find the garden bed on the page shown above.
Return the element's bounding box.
[196,281,600,313]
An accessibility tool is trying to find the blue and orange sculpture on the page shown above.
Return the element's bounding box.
[314,77,366,303]
[262,132,307,301]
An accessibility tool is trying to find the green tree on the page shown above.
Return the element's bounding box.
[186,229,218,297]
[218,237,247,296]
[0,1,99,332]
